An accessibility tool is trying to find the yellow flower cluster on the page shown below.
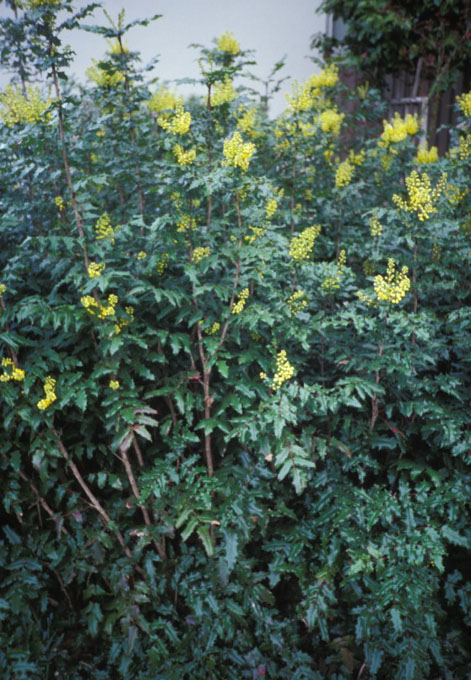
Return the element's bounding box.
[0,357,25,382]
[272,350,295,391]
[177,214,196,232]
[137,251,147,260]
[37,377,57,411]
[114,306,134,335]
[55,196,65,211]
[288,225,321,261]
[206,321,220,335]
[393,170,447,221]
[232,287,249,314]
[86,61,125,88]
[287,64,339,112]
[148,87,180,114]
[173,144,196,166]
[158,104,191,135]
[321,249,346,292]
[88,262,106,278]
[335,160,354,188]
[192,246,210,263]
[379,112,419,147]
[95,213,115,244]
[459,134,471,159]
[0,284,5,297]
[369,212,383,237]
[81,293,118,320]
[211,77,237,106]
[446,184,467,205]
[373,259,411,304]
[17,0,61,8]
[317,109,344,136]
[0,85,53,126]
[222,131,256,171]
[415,142,438,164]
[287,290,307,314]
[348,149,365,166]
[157,253,169,275]
[457,91,471,117]
[266,198,277,218]
[245,225,266,244]
[236,107,259,137]
[109,380,120,390]
[216,31,240,55]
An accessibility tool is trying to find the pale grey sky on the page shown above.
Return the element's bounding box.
[1,0,325,116]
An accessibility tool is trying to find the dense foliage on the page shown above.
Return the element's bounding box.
[2,2,471,678]
[313,0,471,96]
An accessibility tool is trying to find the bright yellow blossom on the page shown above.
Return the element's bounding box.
[86,61,125,88]
[222,131,256,171]
[379,112,419,147]
[373,259,410,304]
[393,170,447,221]
[232,288,249,314]
[216,31,240,55]
[173,144,196,166]
[335,160,354,188]
[415,142,438,164]
[317,109,344,136]
[289,225,321,261]
[37,376,56,411]
[272,350,295,391]
[457,91,471,117]
[192,246,210,263]
[211,77,237,106]
[0,357,25,382]
[148,87,180,114]
[0,84,53,126]
[95,212,115,244]
[158,103,191,135]
[109,380,120,390]
[88,262,106,278]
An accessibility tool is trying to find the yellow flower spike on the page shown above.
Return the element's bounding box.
[206,321,221,335]
[286,64,339,112]
[0,357,25,382]
[88,262,106,278]
[158,103,191,135]
[288,225,321,261]
[415,142,438,164]
[321,249,346,292]
[393,170,447,221]
[109,380,120,390]
[0,284,6,297]
[265,198,277,219]
[216,31,240,55]
[222,131,256,172]
[317,109,344,136]
[177,214,197,232]
[54,196,65,211]
[192,246,211,263]
[457,91,471,117]
[148,87,180,114]
[211,77,237,106]
[86,60,125,88]
[95,212,115,244]
[137,251,147,261]
[373,259,411,304]
[0,84,53,126]
[287,290,307,314]
[173,144,196,166]
[379,112,419,147]
[232,288,249,314]
[156,253,169,275]
[272,350,295,391]
[369,212,383,237]
[37,376,57,411]
[335,160,354,188]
